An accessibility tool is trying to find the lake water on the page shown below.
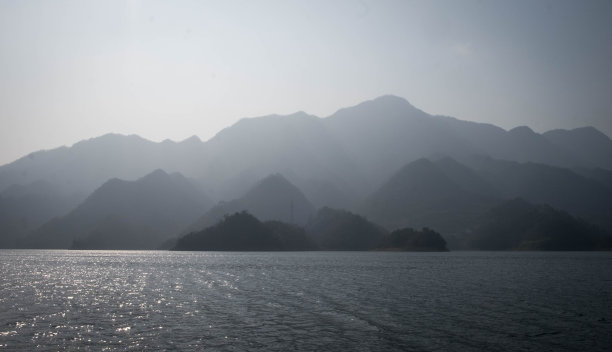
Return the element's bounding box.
[1,250,611,351]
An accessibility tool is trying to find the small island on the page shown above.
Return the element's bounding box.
[173,211,317,251]
[173,210,449,252]
[378,227,448,251]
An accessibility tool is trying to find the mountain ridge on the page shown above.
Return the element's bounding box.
[2,95,611,250]
[2,95,609,201]
[182,173,315,235]
[24,169,212,249]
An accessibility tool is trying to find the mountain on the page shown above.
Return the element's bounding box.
[2,95,611,250]
[362,155,612,248]
[573,167,612,191]
[433,157,498,197]
[0,181,84,248]
[464,156,612,230]
[464,198,611,250]
[173,211,317,251]
[3,95,609,214]
[0,133,206,197]
[323,95,591,188]
[323,95,481,188]
[543,127,612,170]
[198,111,364,206]
[183,174,315,234]
[24,169,212,249]
[306,207,387,250]
[362,158,497,233]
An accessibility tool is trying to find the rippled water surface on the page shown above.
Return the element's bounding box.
[1,250,611,351]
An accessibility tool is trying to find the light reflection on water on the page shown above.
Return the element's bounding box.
[1,250,611,351]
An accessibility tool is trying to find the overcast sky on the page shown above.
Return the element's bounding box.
[1,0,611,165]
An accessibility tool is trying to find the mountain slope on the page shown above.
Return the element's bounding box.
[362,158,496,233]
[25,169,212,249]
[183,174,315,234]
[465,198,611,250]
[199,111,365,205]
[324,96,480,187]
[323,95,589,188]
[543,127,612,170]
[465,156,612,230]
[433,157,498,197]
[1,95,611,243]
[573,167,612,191]
[2,95,610,212]
[306,207,387,250]
[0,134,206,196]
[0,181,84,248]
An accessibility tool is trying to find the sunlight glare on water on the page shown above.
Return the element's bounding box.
[1,250,611,351]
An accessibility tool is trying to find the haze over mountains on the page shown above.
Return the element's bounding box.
[1,95,611,250]
[25,170,211,249]
[182,174,315,236]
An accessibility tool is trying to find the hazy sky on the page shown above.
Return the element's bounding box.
[1,0,611,165]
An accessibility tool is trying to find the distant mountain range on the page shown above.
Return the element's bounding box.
[1,95,611,250]
[0,180,84,248]
[362,158,497,234]
[2,95,611,207]
[464,198,611,251]
[362,156,612,234]
[24,170,211,249]
[173,210,447,252]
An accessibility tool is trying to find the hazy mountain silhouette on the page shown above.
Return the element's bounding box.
[323,95,588,188]
[433,157,498,197]
[183,174,315,235]
[362,158,497,233]
[464,156,612,230]
[2,95,609,214]
[573,167,612,191]
[501,126,580,167]
[543,127,612,170]
[24,169,211,249]
[0,181,84,248]
[174,211,317,251]
[465,198,611,250]
[0,133,206,197]
[323,96,480,188]
[306,207,387,250]
[1,95,611,250]
[199,111,364,206]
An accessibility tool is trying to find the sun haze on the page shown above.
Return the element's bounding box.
[1,0,611,165]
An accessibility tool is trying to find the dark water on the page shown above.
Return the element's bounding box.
[1,251,611,351]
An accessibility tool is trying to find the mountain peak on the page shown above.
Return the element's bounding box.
[139,169,170,183]
[239,173,315,225]
[71,133,153,151]
[545,126,611,141]
[372,94,411,104]
[256,173,292,186]
[245,173,305,200]
[377,158,454,197]
[355,94,416,109]
[509,126,535,135]
[328,94,420,120]
[146,168,168,176]
[542,126,612,169]
[181,135,202,144]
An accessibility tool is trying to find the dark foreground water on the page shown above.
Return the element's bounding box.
[1,251,611,351]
